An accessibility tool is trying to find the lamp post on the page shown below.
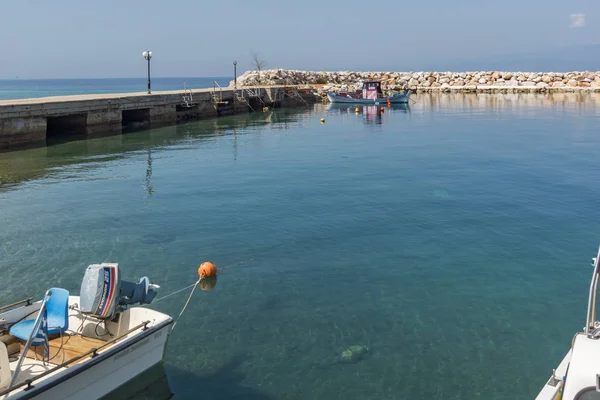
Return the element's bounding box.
[233,61,237,89]
[142,50,153,94]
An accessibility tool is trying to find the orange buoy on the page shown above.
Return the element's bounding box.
[198,277,217,290]
[380,107,385,113]
[198,261,217,279]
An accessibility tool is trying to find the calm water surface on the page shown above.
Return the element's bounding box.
[1,93,600,399]
[0,77,230,100]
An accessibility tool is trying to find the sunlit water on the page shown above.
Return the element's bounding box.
[1,93,600,399]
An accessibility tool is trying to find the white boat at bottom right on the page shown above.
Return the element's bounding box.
[537,246,600,400]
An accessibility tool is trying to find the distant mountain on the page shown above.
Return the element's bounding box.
[421,45,600,72]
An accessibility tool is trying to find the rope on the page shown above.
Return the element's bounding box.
[150,282,197,305]
[170,279,200,332]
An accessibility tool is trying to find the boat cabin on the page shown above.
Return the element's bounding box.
[362,81,384,100]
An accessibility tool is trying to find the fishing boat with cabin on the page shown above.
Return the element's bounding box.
[0,263,172,399]
[536,246,600,400]
[326,81,411,104]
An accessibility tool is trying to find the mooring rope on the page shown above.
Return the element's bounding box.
[170,279,200,332]
[150,282,198,305]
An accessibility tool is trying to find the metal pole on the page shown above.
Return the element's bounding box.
[234,61,237,90]
[147,55,151,94]
[586,246,600,333]
[8,290,52,389]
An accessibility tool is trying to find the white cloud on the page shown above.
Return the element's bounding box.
[570,13,586,28]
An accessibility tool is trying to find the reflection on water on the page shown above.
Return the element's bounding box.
[327,103,410,125]
[0,109,306,192]
[414,91,600,113]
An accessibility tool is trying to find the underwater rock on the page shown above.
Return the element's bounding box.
[338,345,369,364]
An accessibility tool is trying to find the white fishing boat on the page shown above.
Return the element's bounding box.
[327,81,411,104]
[536,246,600,400]
[0,263,172,400]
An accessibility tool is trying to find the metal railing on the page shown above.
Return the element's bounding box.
[585,246,600,335]
[0,298,33,313]
[212,80,224,103]
[181,81,194,107]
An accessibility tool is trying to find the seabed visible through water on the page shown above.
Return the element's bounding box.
[1,93,600,399]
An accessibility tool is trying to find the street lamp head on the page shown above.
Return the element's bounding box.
[233,61,237,65]
[142,51,153,59]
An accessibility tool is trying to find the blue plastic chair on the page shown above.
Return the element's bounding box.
[10,288,69,344]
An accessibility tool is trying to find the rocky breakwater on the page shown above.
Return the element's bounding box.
[233,69,600,94]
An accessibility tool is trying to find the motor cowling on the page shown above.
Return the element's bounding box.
[79,263,159,319]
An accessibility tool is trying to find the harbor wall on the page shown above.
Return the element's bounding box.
[0,86,317,149]
[234,69,600,94]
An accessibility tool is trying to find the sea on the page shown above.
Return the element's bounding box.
[0,77,232,100]
[1,85,600,399]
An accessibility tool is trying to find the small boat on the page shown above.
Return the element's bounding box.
[327,81,411,104]
[536,246,600,400]
[0,263,172,399]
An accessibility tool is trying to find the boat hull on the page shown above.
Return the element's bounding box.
[327,92,411,104]
[5,321,171,400]
[1,296,173,400]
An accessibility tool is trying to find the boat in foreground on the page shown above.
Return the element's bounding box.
[536,246,600,400]
[327,80,411,104]
[0,263,172,400]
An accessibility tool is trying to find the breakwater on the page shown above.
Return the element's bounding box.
[234,69,600,94]
[0,86,316,149]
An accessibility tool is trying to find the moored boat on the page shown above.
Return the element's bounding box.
[327,81,411,104]
[536,246,600,400]
[0,263,172,400]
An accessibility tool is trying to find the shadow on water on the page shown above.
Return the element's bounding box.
[99,354,274,400]
[0,106,315,192]
[166,354,274,400]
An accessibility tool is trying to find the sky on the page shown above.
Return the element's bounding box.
[0,0,598,79]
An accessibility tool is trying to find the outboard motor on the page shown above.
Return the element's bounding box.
[79,263,160,319]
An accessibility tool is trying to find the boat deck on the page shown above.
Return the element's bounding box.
[8,357,66,386]
[22,333,105,365]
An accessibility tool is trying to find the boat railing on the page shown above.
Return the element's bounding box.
[0,320,151,396]
[585,245,600,335]
[0,298,33,313]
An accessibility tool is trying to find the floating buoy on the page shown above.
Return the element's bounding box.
[198,261,217,279]
[387,100,391,107]
[320,118,325,123]
[355,107,359,113]
[380,107,385,113]
[197,277,217,291]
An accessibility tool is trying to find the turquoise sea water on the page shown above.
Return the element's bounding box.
[1,93,600,399]
[0,77,231,100]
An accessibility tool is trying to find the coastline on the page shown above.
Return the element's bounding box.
[235,69,600,94]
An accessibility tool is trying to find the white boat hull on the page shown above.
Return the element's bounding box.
[1,296,172,400]
[26,323,170,400]
[327,92,411,104]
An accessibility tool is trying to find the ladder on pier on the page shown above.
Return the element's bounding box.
[283,79,309,105]
[181,81,195,108]
[235,90,255,112]
[211,81,229,105]
[245,88,269,109]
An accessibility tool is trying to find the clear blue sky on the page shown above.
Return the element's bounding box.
[0,0,597,79]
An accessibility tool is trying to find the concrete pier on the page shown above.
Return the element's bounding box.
[0,86,317,149]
